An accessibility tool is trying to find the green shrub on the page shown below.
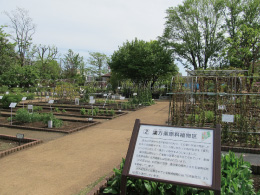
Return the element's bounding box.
[80,108,86,115]
[53,118,63,128]
[54,107,60,112]
[205,111,214,123]
[14,108,42,123]
[41,113,63,128]
[34,106,43,112]
[62,109,66,113]
[1,94,23,108]
[14,108,32,123]
[110,109,115,116]
[99,110,104,115]
[26,93,35,100]
[0,85,9,93]
[87,109,92,115]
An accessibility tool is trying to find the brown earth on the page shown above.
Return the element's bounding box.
[0,101,170,195]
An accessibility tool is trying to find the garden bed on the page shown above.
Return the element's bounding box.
[0,117,100,134]
[0,134,42,158]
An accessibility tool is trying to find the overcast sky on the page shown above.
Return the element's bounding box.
[1,0,186,75]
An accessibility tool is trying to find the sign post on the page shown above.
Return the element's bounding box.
[121,119,221,195]
[48,100,54,112]
[9,103,17,125]
[16,133,24,146]
[89,99,95,116]
[22,97,27,108]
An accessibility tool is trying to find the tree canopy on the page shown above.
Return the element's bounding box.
[160,0,225,70]
[109,39,178,87]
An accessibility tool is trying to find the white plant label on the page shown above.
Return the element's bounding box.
[222,114,234,123]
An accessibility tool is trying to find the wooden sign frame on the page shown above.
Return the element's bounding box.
[121,119,221,195]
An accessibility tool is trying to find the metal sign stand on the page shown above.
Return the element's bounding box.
[9,103,17,125]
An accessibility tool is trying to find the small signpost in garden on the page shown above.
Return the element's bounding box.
[222,114,234,123]
[9,103,17,125]
[6,91,9,95]
[46,96,49,102]
[75,98,79,105]
[16,133,24,146]
[89,99,95,116]
[121,119,221,195]
[22,97,27,108]
[0,96,3,100]
[48,100,54,112]
[133,93,137,96]
[28,105,33,114]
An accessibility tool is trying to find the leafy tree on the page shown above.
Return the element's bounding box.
[109,39,178,87]
[62,49,85,79]
[223,0,260,73]
[0,65,39,88]
[160,0,225,70]
[4,7,36,66]
[87,52,109,80]
[0,26,17,74]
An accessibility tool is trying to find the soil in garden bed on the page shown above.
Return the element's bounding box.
[0,139,20,152]
[0,116,96,133]
[252,174,260,192]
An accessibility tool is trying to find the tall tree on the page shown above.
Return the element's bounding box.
[87,52,109,81]
[109,39,178,87]
[160,0,225,70]
[4,7,36,66]
[62,49,85,79]
[223,0,260,73]
[0,26,17,74]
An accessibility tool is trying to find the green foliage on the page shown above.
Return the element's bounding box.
[221,151,256,194]
[0,85,8,93]
[87,52,109,80]
[0,65,39,88]
[41,113,63,128]
[104,152,259,194]
[109,39,177,86]
[0,26,17,75]
[161,0,225,70]
[34,106,43,112]
[62,109,66,113]
[80,108,86,115]
[1,94,22,108]
[110,109,115,116]
[54,107,60,112]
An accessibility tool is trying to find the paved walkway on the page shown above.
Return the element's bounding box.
[0,101,170,195]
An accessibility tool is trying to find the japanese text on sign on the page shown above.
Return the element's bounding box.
[129,125,214,187]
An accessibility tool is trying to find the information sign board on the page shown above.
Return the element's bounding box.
[9,103,17,108]
[222,114,234,123]
[22,97,27,101]
[120,96,125,100]
[218,105,226,110]
[16,133,24,139]
[0,96,3,100]
[133,93,137,96]
[48,100,54,104]
[121,119,221,195]
[75,98,79,105]
[6,91,9,94]
[89,99,95,104]
[28,105,33,110]
[89,96,94,100]
[103,94,107,97]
